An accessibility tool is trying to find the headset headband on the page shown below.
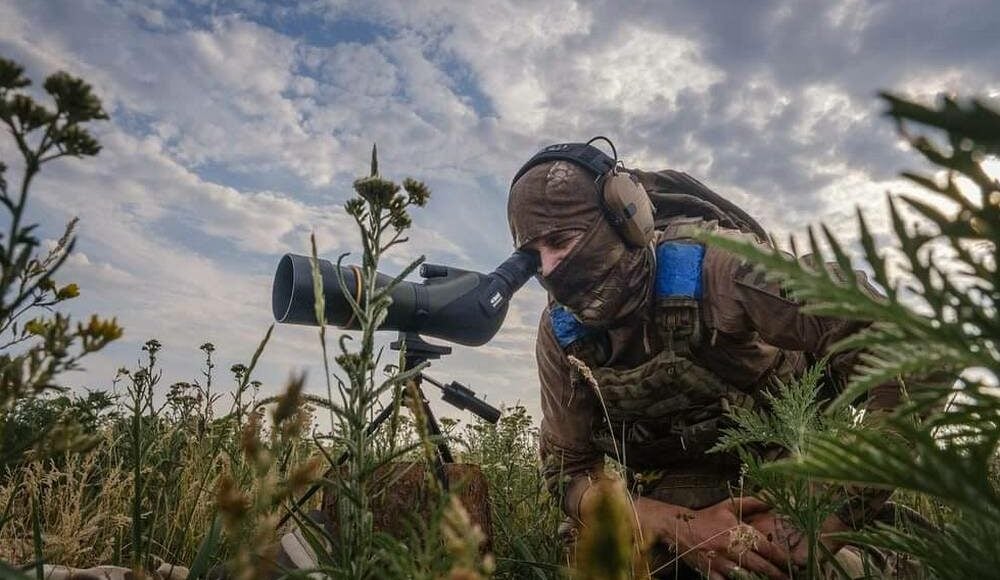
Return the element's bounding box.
[509,142,616,189]
[511,138,655,248]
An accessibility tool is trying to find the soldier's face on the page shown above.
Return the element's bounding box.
[524,229,585,277]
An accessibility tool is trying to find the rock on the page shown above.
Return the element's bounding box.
[322,462,493,552]
[41,565,133,580]
[155,563,189,579]
[39,563,190,580]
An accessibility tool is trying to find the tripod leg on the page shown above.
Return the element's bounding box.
[420,396,454,492]
[421,396,455,464]
[407,384,451,492]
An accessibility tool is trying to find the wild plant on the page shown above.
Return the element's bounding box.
[0,325,317,576]
[574,478,643,580]
[439,495,496,580]
[0,56,121,466]
[1,389,117,474]
[703,94,1000,579]
[215,370,325,580]
[0,447,132,566]
[711,363,867,578]
[230,362,262,430]
[117,339,165,573]
[457,407,563,579]
[296,144,452,579]
[0,55,124,580]
[196,342,222,425]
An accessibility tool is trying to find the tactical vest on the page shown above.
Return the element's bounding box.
[549,222,783,470]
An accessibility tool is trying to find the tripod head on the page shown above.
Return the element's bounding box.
[390,331,452,365]
[390,332,501,424]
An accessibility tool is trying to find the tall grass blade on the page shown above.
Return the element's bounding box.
[30,494,42,580]
[188,515,222,579]
[0,487,14,535]
[0,561,28,580]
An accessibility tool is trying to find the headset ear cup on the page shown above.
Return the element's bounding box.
[603,173,655,247]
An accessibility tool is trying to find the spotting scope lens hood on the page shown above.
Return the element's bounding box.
[272,250,539,347]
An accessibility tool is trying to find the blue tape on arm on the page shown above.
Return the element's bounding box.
[655,243,704,298]
[549,306,589,348]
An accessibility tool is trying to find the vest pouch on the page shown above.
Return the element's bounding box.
[593,409,738,469]
[636,452,744,510]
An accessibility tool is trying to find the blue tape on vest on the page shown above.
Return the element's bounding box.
[655,243,704,298]
[549,305,589,348]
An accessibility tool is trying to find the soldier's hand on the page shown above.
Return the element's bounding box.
[640,496,790,580]
[745,511,850,567]
[744,512,800,564]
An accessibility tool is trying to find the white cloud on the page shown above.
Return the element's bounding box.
[306,42,399,97]
[571,25,724,117]
[2,0,997,425]
[792,84,870,147]
[722,73,792,132]
[826,0,885,42]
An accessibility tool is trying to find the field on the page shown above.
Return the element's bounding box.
[2,56,1000,580]
[0,360,563,577]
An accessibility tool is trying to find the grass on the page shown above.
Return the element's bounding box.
[0,373,564,577]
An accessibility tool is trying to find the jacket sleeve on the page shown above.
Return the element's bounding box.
[703,245,901,411]
[536,309,606,520]
[703,244,903,527]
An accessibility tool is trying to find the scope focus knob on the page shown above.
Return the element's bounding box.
[420,264,449,278]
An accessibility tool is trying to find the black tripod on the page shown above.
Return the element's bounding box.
[277,331,501,528]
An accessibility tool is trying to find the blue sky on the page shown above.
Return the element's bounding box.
[1,0,998,424]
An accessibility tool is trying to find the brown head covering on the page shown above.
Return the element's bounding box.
[508,160,654,328]
[507,161,602,249]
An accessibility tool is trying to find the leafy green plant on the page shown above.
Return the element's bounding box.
[703,94,1000,579]
[0,56,121,422]
[458,406,564,579]
[0,389,117,473]
[300,145,445,578]
[118,339,163,572]
[712,363,865,578]
[0,56,121,577]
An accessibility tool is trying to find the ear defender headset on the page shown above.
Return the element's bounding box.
[510,136,655,248]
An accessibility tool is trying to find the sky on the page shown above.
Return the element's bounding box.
[0,0,998,426]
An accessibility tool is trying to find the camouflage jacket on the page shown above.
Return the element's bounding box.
[536,219,901,523]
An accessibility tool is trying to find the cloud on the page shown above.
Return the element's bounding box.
[1,0,997,425]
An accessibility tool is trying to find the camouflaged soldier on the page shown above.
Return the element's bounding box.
[507,142,900,579]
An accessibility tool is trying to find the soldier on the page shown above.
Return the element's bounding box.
[507,142,900,579]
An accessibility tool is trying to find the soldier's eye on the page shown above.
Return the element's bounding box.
[549,231,581,249]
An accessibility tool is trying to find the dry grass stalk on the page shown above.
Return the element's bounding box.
[440,495,495,580]
[0,451,131,566]
[575,478,651,580]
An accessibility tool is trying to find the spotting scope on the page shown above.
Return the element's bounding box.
[272,251,539,346]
